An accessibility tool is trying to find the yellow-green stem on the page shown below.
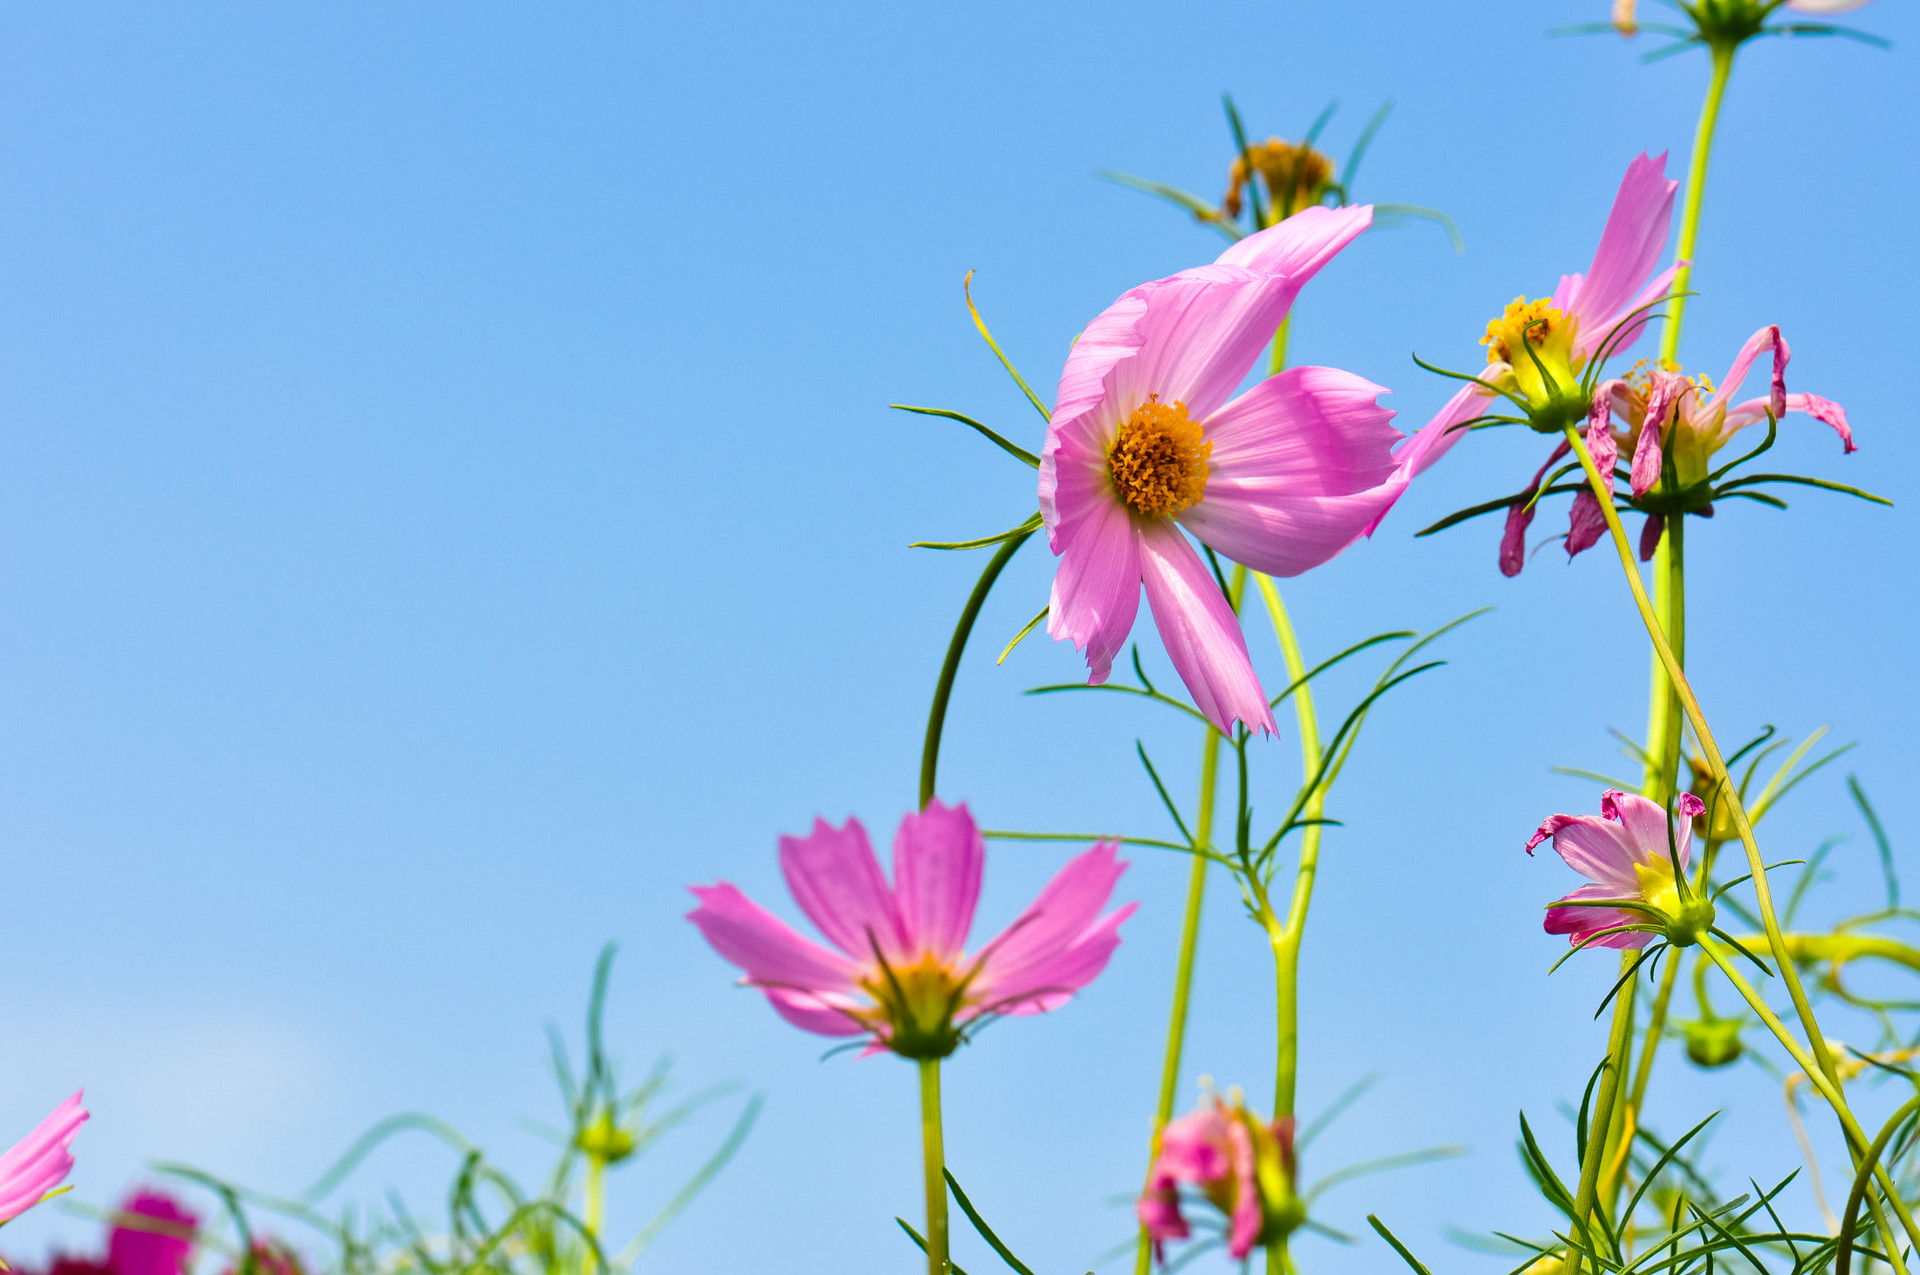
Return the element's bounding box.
[921,1059,949,1275]
[1134,619,1233,1275]
[1269,315,1292,377]
[1659,41,1734,368]
[1641,520,1685,801]
[1560,421,1920,1257]
[1609,943,1681,1218]
[1255,573,1322,1121]
[584,1157,605,1242]
[1568,967,1640,1275]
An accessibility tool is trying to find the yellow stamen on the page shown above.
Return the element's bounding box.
[1108,396,1211,518]
[1632,856,1684,921]
[1481,296,1569,366]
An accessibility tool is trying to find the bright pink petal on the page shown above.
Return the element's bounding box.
[1391,380,1494,482]
[1137,520,1277,734]
[972,842,1133,1012]
[0,1093,87,1223]
[108,1191,198,1275]
[1043,492,1141,685]
[1578,261,1680,363]
[1719,390,1856,454]
[1535,814,1640,888]
[1176,366,1402,576]
[1214,204,1373,288]
[763,987,867,1037]
[1226,1118,1264,1259]
[686,883,862,994]
[778,816,908,963]
[1703,325,1787,421]
[892,799,983,961]
[1500,441,1572,578]
[1105,266,1300,421]
[1546,884,1656,950]
[1568,153,1676,334]
[1603,788,1693,870]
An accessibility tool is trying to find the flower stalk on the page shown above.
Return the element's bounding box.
[920,1059,949,1275]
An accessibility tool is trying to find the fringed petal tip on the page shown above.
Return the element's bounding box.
[1676,792,1706,819]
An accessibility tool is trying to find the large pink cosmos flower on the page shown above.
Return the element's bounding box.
[687,799,1134,1059]
[1138,1092,1299,1262]
[1039,205,1420,735]
[1528,789,1708,951]
[0,1093,88,1224]
[1400,154,1681,575]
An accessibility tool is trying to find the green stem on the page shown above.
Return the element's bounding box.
[584,1157,605,1242]
[1134,630,1233,1275]
[920,528,1035,808]
[1568,967,1640,1275]
[1641,518,1686,800]
[1658,41,1734,368]
[1254,573,1322,1121]
[920,1059,949,1275]
[1268,315,1292,378]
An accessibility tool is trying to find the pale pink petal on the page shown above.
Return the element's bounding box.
[982,905,1135,1016]
[1788,392,1856,453]
[1551,272,1584,311]
[1586,383,1622,475]
[1566,488,1607,560]
[1226,1118,1264,1258]
[1213,204,1373,289]
[972,842,1132,1010]
[1396,380,1495,481]
[686,883,862,994]
[764,987,868,1038]
[893,799,984,961]
[1578,261,1680,363]
[1533,813,1641,888]
[1044,492,1142,684]
[1785,0,1871,12]
[1629,411,1664,497]
[1100,266,1300,421]
[1546,884,1656,950]
[0,1093,87,1223]
[778,816,908,963]
[1137,519,1277,734]
[1176,367,1402,576]
[1603,788,1693,870]
[1567,153,1676,333]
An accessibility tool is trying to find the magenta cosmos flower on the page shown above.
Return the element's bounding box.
[687,799,1134,1059]
[1528,789,1709,951]
[108,1191,200,1275]
[0,1092,87,1224]
[1039,205,1421,735]
[1138,1091,1300,1262]
[1400,154,1681,575]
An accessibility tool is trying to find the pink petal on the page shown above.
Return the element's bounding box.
[1565,488,1607,560]
[0,1093,87,1223]
[892,799,984,961]
[972,842,1132,1008]
[764,987,867,1038]
[1701,325,1787,422]
[1639,513,1665,561]
[1578,261,1681,364]
[108,1191,199,1275]
[1176,366,1403,577]
[1534,813,1641,888]
[1137,520,1277,734]
[1213,204,1373,289]
[1043,491,1142,685]
[1395,380,1494,482]
[778,816,908,963]
[1603,788,1693,870]
[1546,885,1655,950]
[1108,266,1300,421]
[1586,382,1622,475]
[686,883,862,993]
[1629,409,1664,497]
[1226,1117,1264,1259]
[1567,153,1677,334]
[1500,441,1572,578]
[1789,392,1856,453]
[981,904,1135,1017]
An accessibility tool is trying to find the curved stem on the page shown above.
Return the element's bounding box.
[1568,967,1640,1275]
[920,528,1035,808]
[1255,573,1322,1120]
[1658,41,1735,368]
[920,1060,949,1275]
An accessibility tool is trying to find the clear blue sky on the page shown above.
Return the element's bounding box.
[1,3,1914,1273]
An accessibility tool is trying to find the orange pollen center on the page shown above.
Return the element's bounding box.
[1481,296,1565,365]
[1108,396,1211,518]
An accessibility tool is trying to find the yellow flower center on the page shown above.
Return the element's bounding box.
[1482,296,1569,366]
[1632,856,1683,921]
[1109,396,1211,518]
[859,954,971,1060]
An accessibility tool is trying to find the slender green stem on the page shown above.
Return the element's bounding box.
[1658,42,1734,368]
[1641,518,1686,800]
[1568,969,1639,1275]
[920,1059,949,1275]
[1268,315,1292,377]
[584,1157,605,1241]
[921,528,1035,808]
[1254,573,1322,1121]
[1135,622,1233,1275]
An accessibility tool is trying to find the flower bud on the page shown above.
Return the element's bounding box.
[577,1111,637,1165]
[1683,1016,1743,1069]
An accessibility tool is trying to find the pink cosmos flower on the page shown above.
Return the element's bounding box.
[1039,205,1421,735]
[1138,1091,1298,1262]
[1613,0,1869,34]
[1528,789,1708,950]
[108,1192,199,1275]
[0,1093,87,1224]
[687,799,1134,1059]
[1399,154,1681,575]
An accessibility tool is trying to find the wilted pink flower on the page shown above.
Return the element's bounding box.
[1576,326,1855,558]
[1039,204,1423,734]
[1138,1091,1300,1262]
[1401,154,1680,575]
[1528,789,1710,951]
[108,1191,199,1275]
[0,1093,87,1224]
[688,799,1134,1059]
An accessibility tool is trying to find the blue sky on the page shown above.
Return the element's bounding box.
[1,2,1915,1272]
